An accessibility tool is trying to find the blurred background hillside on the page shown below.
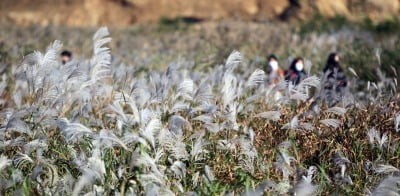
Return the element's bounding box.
[0,0,399,26]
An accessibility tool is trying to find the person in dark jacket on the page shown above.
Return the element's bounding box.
[322,52,348,106]
[285,57,306,85]
[323,53,347,86]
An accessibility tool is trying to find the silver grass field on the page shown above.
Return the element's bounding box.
[0,23,400,195]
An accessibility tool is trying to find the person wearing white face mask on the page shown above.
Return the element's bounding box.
[267,54,284,84]
[285,57,307,85]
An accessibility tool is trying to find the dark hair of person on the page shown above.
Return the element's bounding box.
[323,52,340,72]
[61,50,72,58]
[267,54,278,62]
[289,57,304,72]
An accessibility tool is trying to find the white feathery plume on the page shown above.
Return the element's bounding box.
[375,48,382,65]
[291,166,318,196]
[256,111,281,122]
[297,76,321,89]
[217,139,236,151]
[0,77,6,96]
[23,40,62,68]
[193,82,213,103]
[133,151,164,183]
[171,101,189,113]
[287,76,320,102]
[282,116,299,130]
[72,148,105,196]
[303,166,317,183]
[270,80,288,93]
[377,132,389,149]
[249,127,255,144]
[42,40,63,66]
[333,152,350,177]
[169,115,189,135]
[126,96,141,124]
[325,107,347,116]
[291,180,318,196]
[189,129,206,140]
[139,175,165,188]
[203,122,220,133]
[14,152,34,168]
[0,155,11,171]
[289,88,309,101]
[225,50,242,70]
[299,122,315,131]
[192,172,201,187]
[274,141,295,181]
[93,26,110,42]
[23,139,48,154]
[192,114,214,124]
[140,109,157,126]
[122,132,149,148]
[158,128,189,161]
[192,101,217,115]
[368,128,380,144]
[221,73,238,107]
[374,164,400,174]
[97,130,129,150]
[140,118,162,149]
[372,82,379,90]
[173,181,185,194]
[12,90,23,108]
[170,138,189,161]
[247,69,266,87]
[238,136,258,172]
[22,50,42,67]
[170,161,186,179]
[223,102,239,130]
[368,128,389,149]
[243,179,279,196]
[81,27,112,89]
[371,176,400,196]
[176,79,194,100]
[319,118,341,128]
[5,117,30,134]
[1,136,25,147]
[57,118,93,143]
[394,113,400,132]
[204,165,215,182]
[191,138,209,161]
[348,67,358,77]
[143,183,166,196]
[108,100,127,122]
[275,149,295,181]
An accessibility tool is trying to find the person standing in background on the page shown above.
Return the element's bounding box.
[322,52,348,106]
[266,54,285,84]
[285,57,306,85]
[60,50,72,65]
